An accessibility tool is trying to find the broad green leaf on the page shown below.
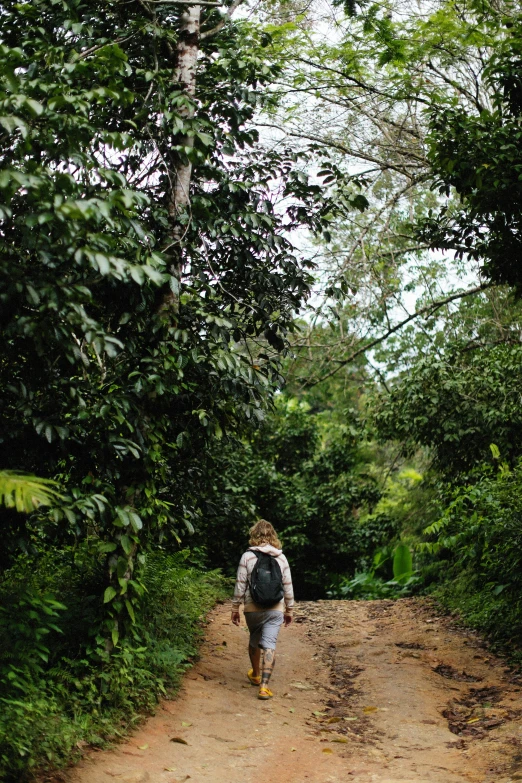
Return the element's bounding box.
[104,586,118,604]
[125,599,135,623]
[0,115,28,137]
[129,511,143,532]
[120,534,133,555]
[393,544,413,584]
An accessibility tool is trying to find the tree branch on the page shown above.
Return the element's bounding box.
[71,35,135,61]
[302,282,494,388]
[200,0,243,39]
[255,122,427,178]
[295,57,431,106]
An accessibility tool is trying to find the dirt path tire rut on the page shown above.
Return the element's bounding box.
[64,599,522,783]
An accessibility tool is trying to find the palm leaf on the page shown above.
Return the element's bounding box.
[0,471,62,513]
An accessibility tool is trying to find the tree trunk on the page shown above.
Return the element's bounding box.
[163,3,201,314]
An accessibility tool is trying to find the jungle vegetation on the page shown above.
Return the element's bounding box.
[3,0,522,777]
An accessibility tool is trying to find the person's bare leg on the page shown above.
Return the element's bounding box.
[261,647,276,687]
[249,645,261,677]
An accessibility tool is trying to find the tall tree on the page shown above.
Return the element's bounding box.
[0,0,338,642]
[418,5,522,290]
[254,0,513,384]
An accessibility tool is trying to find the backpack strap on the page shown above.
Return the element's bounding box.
[247,550,261,586]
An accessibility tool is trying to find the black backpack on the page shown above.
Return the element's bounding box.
[249,551,284,608]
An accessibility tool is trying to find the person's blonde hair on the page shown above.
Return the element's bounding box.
[249,519,281,549]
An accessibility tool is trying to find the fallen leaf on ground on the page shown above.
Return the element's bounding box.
[291,747,297,752]
[181,721,192,727]
[164,768,177,772]
[313,711,327,717]
[291,681,314,690]
[326,717,341,724]
[289,708,295,713]
[363,706,378,714]
[344,717,358,721]
[322,748,333,754]
[170,737,189,745]
[137,744,149,750]
[331,737,348,743]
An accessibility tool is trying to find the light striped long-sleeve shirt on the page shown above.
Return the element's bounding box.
[232,544,295,614]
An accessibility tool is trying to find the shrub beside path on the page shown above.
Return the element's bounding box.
[62,599,522,783]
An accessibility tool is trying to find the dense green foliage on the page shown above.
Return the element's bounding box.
[406,4,522,649]
[364,0,522,647]
[195,395,384,597]
[419,459,522,654]
[0,549,226,779]
[0,0,329,579]
[0,0,347,777]
[419,8,522,290]
[373,343,522,473]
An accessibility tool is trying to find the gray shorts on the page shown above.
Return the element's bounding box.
[245,610,283,650]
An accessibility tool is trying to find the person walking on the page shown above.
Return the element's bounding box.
[231,519,294,700]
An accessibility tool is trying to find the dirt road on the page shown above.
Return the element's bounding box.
[63,599,522,783]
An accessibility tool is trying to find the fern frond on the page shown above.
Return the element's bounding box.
[0,471,62,513]
[423,517,450,536]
